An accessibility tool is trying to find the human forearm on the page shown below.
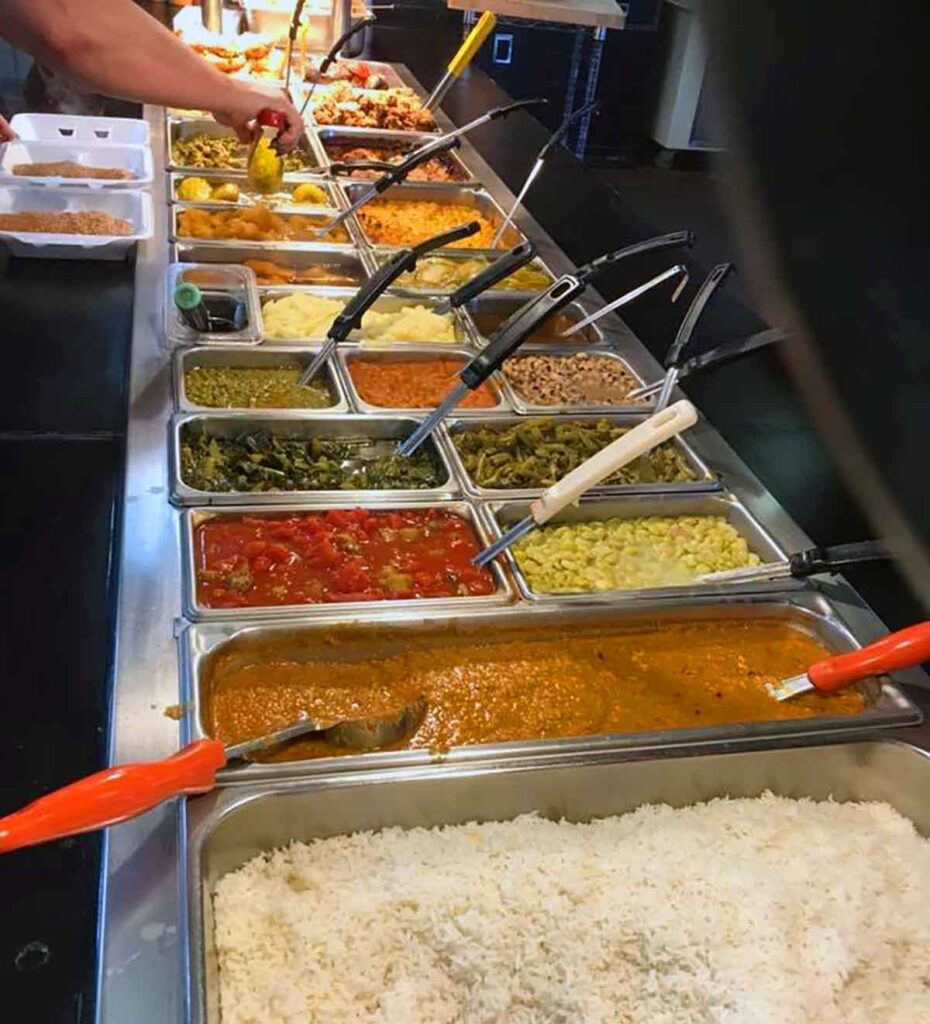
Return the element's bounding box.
[2,0,301,142]
[4,0,235,108]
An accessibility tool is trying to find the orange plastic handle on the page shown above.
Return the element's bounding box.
[809,620,930,694]
[0,739,227,854]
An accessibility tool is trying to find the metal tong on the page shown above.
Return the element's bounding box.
[424,11,498,111]
[627,327,788,401]
[491,99,599,248]
[696,540,890,586]
[767,621,930,701]
[473,400,699,566]
[283,0,308,96]
[395,230,695,457]
[434,240,538,315]
[654,262,734,412]
[560,264,690,338]
[297,220,481,385]
[317,98,547,238]
[0,700,426,853]
[299,13,377,118]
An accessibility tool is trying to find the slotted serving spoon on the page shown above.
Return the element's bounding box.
[0,699,426,853]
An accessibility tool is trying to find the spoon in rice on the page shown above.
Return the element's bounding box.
[0,698,427,853]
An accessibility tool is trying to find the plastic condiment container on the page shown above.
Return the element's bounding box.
[164,263,263,348]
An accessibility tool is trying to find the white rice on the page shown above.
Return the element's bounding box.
[213,794,930,1024]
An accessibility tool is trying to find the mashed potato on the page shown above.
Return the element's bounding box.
[262,291,457,342]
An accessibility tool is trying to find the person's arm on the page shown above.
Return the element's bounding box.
[0,113,15,141]
[1,0,302,144]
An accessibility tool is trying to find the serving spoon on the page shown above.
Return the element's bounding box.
[0,699,426,853]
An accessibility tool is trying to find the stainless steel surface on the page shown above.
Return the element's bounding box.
[484,492,791,603]
[500,345,648,414]
[179,593,920,785]
[464,295,607,348]
[180,499,513,620]
[185,738,930,1023]
[166,118,323,175]
[98,86,930,1024]
[168,171,341,212]
[258,286,472,345]
[442,412,720,500]
[172,241,375,284]
[336,344,511,415]
[317,127,477,184]
[170,412,459,506]
[172,346,348,413]
[344,182,526,253]
[169,202,363,254]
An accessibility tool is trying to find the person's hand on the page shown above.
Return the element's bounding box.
[0,114,16,142]
[211,81,302,148]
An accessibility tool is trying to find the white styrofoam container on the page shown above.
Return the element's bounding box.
[0,187,154,259]
[0,140,154,189]
[9,112,150,146]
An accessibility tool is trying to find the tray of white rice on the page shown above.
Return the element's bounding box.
[185,739,930,1024]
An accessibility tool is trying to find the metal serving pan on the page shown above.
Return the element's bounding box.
[305,89,441,135]
[297,58,410,95]
[165,118,322,175]
[482,492,792,604]
[184,738,930,1024]
[464,296,607,348]
[180,500,513,622]
[372,247,556,301]
[171,242,374,286]
[344,182,526,254]
[499,345,652,415]
[171,346,348,414]
[442,412,720,500]
[177,592,922,784]
[257,286,473,346]
[316,127,477,185]
[169,202,362,254]
[336,344,512,416]
[169,412,459,506]
[167,171,341,213]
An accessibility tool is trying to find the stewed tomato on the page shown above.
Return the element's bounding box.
[194,507,496,609]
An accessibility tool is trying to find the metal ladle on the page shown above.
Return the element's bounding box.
[0,699,427,853]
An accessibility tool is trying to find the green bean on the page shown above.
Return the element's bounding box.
[454,419,697,489]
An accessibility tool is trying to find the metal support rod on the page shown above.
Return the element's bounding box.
[201,0,222,32]
[574,26,606,158]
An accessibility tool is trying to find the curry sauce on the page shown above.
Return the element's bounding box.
[204,619,865,760]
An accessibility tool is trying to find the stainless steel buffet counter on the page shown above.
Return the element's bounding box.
[96,67,929,1023]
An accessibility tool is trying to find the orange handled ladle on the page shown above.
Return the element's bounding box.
[768,621,930,700]
[0,700,425,854]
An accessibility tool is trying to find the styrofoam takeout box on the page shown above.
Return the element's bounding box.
[0,187,154,259]
[0,140,154,189]
[9,113,150,146]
